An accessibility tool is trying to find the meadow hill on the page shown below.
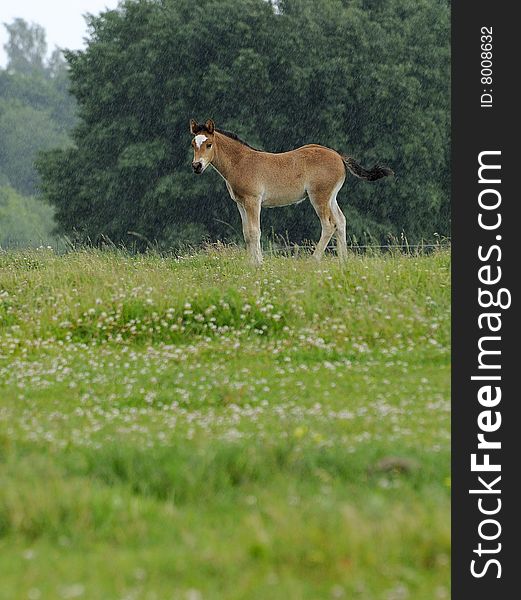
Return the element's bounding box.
[0,247,451,597]
[0,1,451,597]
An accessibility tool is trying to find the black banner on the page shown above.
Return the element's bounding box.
[452,1,518,597]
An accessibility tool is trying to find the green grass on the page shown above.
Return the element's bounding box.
[0,246,450,599]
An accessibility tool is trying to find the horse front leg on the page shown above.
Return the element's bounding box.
[238,199,262,265]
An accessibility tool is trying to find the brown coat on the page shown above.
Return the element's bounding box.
[190,119,392,264]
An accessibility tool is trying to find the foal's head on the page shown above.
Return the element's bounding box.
[190,119,216,174]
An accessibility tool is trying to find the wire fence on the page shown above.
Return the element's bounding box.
[297,240,451,255]
[326,243,449,249]
[0,235,451,255]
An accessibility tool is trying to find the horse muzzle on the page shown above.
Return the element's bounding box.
[192,161,203,174]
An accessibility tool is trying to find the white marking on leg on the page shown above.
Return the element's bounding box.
[333,199,347,260]
[330,179,347,260]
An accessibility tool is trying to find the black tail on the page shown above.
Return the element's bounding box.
[340,154,394,181]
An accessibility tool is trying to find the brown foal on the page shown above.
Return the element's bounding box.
[190,119,393,264]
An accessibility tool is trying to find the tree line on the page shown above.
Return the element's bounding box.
[0,18,76,247]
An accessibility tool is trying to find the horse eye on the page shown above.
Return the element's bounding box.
[207,143,212,148]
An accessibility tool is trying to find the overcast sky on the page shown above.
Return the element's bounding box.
[0,0,121,67]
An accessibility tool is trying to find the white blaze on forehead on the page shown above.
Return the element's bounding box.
[194,134,208,149]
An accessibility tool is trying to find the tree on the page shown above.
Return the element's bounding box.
[0,100,70,195]
[0,184,56,248]
[0,19,76,196]
[3,18,47,75]
[38,0,450,248]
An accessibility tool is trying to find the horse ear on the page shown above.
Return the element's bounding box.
[205,119,215,134]
[190,119,198,135]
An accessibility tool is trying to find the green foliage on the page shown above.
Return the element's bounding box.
[0,18,76,199]
[0,185,56,248]
[3,18,47,75]
[0,100,70,195]
[38,0,449,248]
[0,249,450,597]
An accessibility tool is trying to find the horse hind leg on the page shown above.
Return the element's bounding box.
[308,188,337,260]
[331,198,347,261]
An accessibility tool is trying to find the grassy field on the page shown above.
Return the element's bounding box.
[0,247,450,600]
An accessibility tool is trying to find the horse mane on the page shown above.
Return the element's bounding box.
[215,128,260,150]
[193,122,260,150]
